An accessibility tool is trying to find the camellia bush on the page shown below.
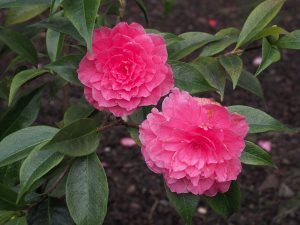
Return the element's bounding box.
[0,0,299,224]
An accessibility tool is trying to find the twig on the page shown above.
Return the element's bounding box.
[96,119,139,132]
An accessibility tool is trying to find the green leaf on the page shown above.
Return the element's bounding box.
[255,38,280,76]
[66,153,108,225]
[276,30,300,49]
[254,25,289,41]
[0,27,37,64]
[0,77,11,100]
[165,186,199,225]
[8,69,48,106]
[0,211,17,224]
[135,0,149,24]
[0,162,21,187]
[4,4,49,26]
[50,0,62,13]
[201,28,239,56]
[42,119,100,157]
[0,87,44,140]
[4,216,27,225]
[168,32,219,60]
[0,184,19,210]
[219,55,243,89]
[45,55,82,85]
[237,0,286,48]
[31,16,84,43]
[229,105,291,133]
[46,29,64,62]
[241,141,275,167]
[205,181,240,218]
[18,142,64,201]
[128,127,141,146]
[237,70,264,99]
[146,29,183,46]
[63,0,101,52]
[27,198,74,225]
[0,0,50,7]
[169,60,214,94]
[63,104,94,126]
[191,57,226,100]
[0,126,58,168]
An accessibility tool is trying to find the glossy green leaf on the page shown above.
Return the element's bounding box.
[4,4,49,26]
[0,211,17,224]
[27,198,74,225]
[64,104,94,126]
[0,87,44,140]
[135,0,149,24]
[168,32,219,60]
[18,142,64,201]
[146,29,183,46]
[0,126,58,168]
[169,60,214,94]
[4,216,27,225]
[191,57,226,100]
[128,127,141,146]
[66,153,108,225]
[0,184,19,210]
[32,16,84,43]
[42,119,100,157]
[46,29,64,62]
[241,141,275,167]
[205,181,240,218]
[0,0,50,7]
[165,186,199,225]
[229,105,291,133]
[45,55,82,85]
[0,77,11,100]
[254,25,289,41]
[255,38,280,76]
[237,0,286,48]
[0,162,21,187]
[276,30,300,49]
[8,69,48,106]
[201,28,239,56]
[219,55,243,89]
[50,0,62,13]
[63,0,101,52]
[45,162,70,198]
[0,27,37,64]
[237,70,264,99]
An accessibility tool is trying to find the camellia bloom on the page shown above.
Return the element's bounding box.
[139,89,249,196]
[78,22,174,117]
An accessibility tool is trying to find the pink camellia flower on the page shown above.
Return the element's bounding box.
[78,22,174,117]
[139,89,249,196]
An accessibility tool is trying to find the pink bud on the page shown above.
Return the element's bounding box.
[257,140,272,152]
[208,19,217,28]
[253,56,262,66]
[120,137,136,147]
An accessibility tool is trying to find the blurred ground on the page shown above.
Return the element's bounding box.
[101,1,300,225]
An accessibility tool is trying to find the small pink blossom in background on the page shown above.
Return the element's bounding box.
[120,137,136,147]
[102,161,109,167]
[253,56,262,66]
[208,19,218,28]
[78,22,174,117]
[257,140,272,152]
[139,88,249,196]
